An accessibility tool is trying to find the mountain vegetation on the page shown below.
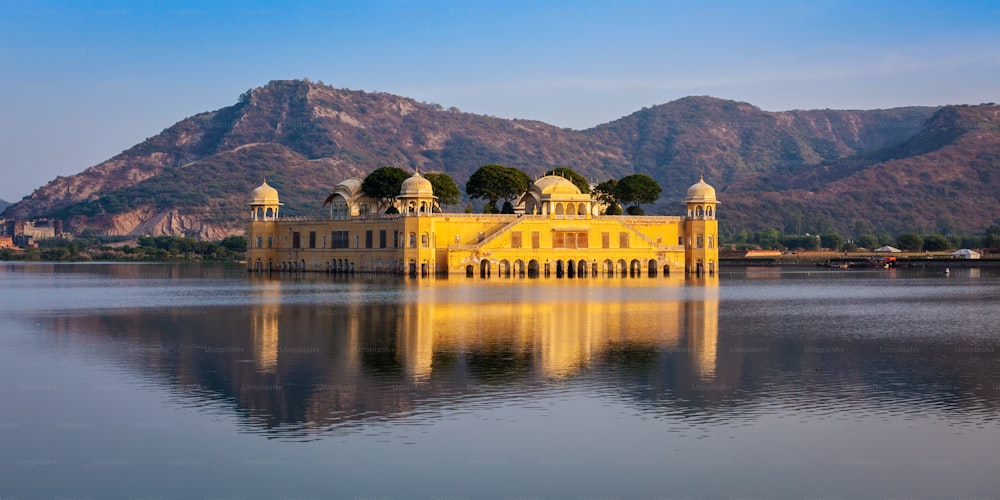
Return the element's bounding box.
[3,79,998,240]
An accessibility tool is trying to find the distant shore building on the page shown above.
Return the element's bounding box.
[0,218,67,248]
[246,172,719,278]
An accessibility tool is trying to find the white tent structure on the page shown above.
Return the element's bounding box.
[874,246,901,253]
[951,248,981,259]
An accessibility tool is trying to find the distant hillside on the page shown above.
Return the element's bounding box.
[7,79,997,238]
[721,104,1000,234]
[0,199,9,213]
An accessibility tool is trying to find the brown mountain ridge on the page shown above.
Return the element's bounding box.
[4,79,997,239]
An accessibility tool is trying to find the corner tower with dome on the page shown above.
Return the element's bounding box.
[684,176,720,275]
[246,172,718,278]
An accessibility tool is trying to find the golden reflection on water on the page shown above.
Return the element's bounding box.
[249,276,720,381]
[250,280,281,373]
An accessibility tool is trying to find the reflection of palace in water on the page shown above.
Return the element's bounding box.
[242,276,729,433]
[41,272,1000,437]
[246,277,721,380]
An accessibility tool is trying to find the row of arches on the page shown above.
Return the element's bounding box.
[523,199,593,218]
[687,204,715,219]
[251,258,712,278]
[466,258,673,279]
[253,259,307,272]
[251,207,278,221]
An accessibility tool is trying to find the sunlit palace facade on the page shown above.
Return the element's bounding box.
[246,171,719,278]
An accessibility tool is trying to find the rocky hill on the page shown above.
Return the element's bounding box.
[4,79,997,238]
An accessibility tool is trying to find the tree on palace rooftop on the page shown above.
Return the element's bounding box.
[465,164,531,213]
[593,179,622,215]
[424,172,461,208]
[617,174,661,215]
[361,166,410,213]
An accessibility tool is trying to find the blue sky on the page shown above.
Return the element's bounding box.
[1,0,998,202]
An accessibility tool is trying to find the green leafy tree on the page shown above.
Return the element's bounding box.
[921,234,951,252]
[782,235,820,251]
[593,179,621,215]
[544,167,590,194]
[465,164,531,213]
[855,234,879,250]
[984,225,1000,249]
[896,233,923,251]
[616,174,661,212]
[604,203,623,215]
[424,172,461,207]
[361,166,410,212]
[820,232,845,251]
[876,232,895,247]
[754,227,785,249]
[852,219,874,238]
[220,235,247,252]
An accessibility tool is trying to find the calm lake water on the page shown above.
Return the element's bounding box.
[1,262,998,499]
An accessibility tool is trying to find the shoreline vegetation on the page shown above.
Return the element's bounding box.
[719,251,1000,267]
[0,235,246,263]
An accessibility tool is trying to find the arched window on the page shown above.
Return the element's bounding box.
[555,204,564,217]
[696,206,704,218]
[565,203,575,218]
[256,235,263,248]
[256,207,264,220]
[265,207,274,218]
[707,206,713,218]
[578,204,587,216]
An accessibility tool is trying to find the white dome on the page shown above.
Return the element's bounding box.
[250,180,281,205]
[684,176,717,203]
[400,171,435,198]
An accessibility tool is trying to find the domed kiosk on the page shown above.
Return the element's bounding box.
[519,175,593,218]
[397,170,436,214]
[249,179,282,221]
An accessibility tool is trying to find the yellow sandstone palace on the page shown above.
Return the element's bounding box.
[246,172,718,278]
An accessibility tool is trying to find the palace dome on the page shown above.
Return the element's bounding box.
[684,177,717,203]
[531,175,581,195]
[400,171,435,198]
[250,180,281,205]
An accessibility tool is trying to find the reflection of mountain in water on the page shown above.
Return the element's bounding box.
[43,275,999,438]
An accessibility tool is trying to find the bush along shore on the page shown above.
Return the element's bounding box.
[0,235,247,262]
